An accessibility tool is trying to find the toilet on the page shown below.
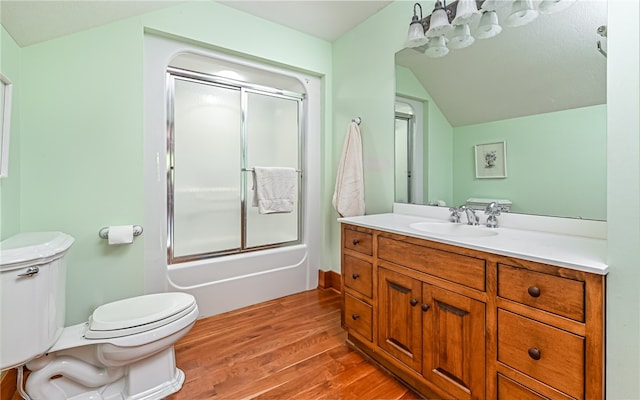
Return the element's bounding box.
[0,232,199,400]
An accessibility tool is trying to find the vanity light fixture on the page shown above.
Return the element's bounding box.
[426,0,454,37]
[406,3,429,47]
[505,0,539,27]
[449,23,475,49]
[538,0,576,14]
[425,35,450,57]
[405,0,575,58]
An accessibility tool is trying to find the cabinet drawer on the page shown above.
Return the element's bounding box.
[497,375,549,400]
[378,236,485,291]
[497,310,584,399]
[343,255,373,298]
[344,228,372,256]
[344,294,373,341]
[498,264,584,321]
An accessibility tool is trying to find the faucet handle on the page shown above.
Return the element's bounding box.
[485,202,500,228]
[448,207,461,223]
[485,201,501,216]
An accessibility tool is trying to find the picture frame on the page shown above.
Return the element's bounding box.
[475,141,506,179]
[0,73,12,178]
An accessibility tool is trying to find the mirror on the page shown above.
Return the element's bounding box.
[394,0,607,220]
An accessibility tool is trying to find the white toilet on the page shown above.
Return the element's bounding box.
[0,232,199,400]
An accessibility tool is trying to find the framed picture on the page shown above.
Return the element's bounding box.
[475,141,506,179]
[0,73,12,178]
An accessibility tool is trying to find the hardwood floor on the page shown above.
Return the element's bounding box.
[167,288,420,400]
[2,289,419,399]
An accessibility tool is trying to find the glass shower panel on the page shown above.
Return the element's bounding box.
[245,92,300,248]
[172,79,242,257]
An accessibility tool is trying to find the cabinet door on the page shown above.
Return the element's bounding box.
[423,285,485,400]
[377,267,423,372]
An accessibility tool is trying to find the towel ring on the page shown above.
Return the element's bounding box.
[352,117,362,125]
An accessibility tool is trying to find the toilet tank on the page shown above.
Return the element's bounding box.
[0,232,74,370]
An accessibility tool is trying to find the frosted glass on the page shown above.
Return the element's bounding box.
[172,79,242,257]
[245,92,300,248]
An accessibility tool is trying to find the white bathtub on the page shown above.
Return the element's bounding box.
[166,244,312,318]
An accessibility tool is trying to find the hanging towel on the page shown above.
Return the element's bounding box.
[332,121,365,217]
[252,167,297,214]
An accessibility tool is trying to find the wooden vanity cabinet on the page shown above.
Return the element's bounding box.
[341,225,375,345]
[494,261,605,400]
[340,223,605,400]
[378,267,486,400]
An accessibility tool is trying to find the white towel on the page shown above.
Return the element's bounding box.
[252,167,297,214]
[332,122,365,217]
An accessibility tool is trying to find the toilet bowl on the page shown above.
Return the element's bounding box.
[0,232,199,400]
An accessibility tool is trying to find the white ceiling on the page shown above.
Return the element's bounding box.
[218,1,392,42]
[0,0,392,47]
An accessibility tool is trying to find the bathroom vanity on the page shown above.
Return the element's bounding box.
[339,210,606,400]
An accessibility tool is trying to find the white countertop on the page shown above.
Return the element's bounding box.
[338,213,608,275]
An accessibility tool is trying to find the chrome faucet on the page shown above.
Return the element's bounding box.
[485,201,501,228]
[457,205,480,226]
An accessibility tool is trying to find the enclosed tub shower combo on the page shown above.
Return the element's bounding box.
[144,36,321,318]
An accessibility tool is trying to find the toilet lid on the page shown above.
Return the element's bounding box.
[85,292,196,339]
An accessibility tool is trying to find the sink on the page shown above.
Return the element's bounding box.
[409,222,498,238]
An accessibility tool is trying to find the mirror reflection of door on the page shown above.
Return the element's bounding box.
[395,112,412,203]
[395,97,424,204]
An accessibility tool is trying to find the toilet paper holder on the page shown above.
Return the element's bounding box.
[98,225,144,239]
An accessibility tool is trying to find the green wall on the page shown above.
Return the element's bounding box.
[453,105,607,220]
[11,1,332,324]
[330,1,408,272]
[606,0,640,397]
[20,19,145,323]
[0,26,21,238]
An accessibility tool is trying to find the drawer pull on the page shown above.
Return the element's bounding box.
[410,298,419,307]
[352,239,360,246]
[421,304,430,312]
[352,273,360,279]
[351,313,360,320]
[527,286,541,298]
[527,347,541,360]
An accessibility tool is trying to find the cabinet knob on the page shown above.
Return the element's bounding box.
[352,239,360,246]
[410,298,418,307]
[527,286,541,298]
[421,304,430,312]
[351,313,360,320]
[352,273,360,279]
[527,347,541,360]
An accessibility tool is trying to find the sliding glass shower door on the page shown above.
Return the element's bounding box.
[167,68,303,263]
[244,91,300,248]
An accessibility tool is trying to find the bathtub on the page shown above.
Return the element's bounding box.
[166,244,312,318]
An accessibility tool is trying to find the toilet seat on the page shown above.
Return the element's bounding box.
[85,292,196,339]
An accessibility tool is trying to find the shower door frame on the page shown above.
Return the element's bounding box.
[166,67,305,264]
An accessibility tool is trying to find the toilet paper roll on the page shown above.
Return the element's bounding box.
[108,225,134,245]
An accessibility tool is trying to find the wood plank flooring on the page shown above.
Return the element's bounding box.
[166,288,420,400]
